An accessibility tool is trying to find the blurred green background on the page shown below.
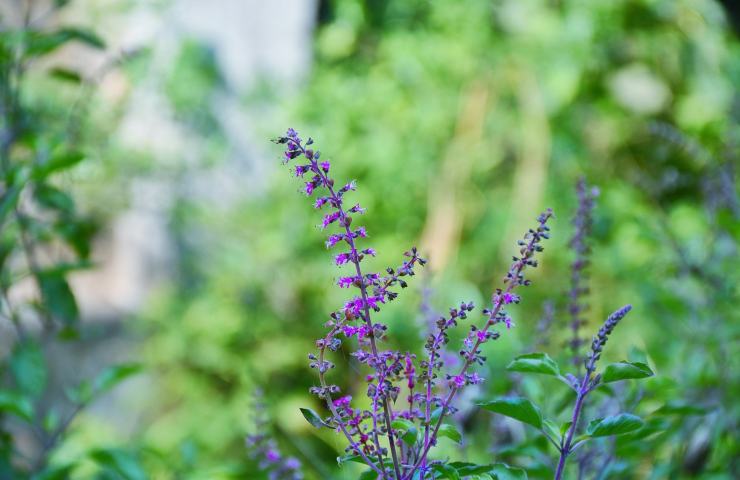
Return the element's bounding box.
[1,0,738,478]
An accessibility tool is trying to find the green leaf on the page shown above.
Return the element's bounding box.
[478,397,542,429]
[11,341,47,397]
[432,463,460,480]
[601,361,654,383]
[92,363,141,395]
[35,184,75,213]
[0,186,22,225]
[32,151,85,179]
[654,402,707,416]
[450,462,494,476]
[541,419,560,445]
[90,448,146,480]
[32,463,76,480]
[37,271,79,324]
[560,421,573,437]
[26,28,105,57]
[359,470,378,480]
[438,423,462,443]
[488,463,528,480]
[428,406,443,425]
[336,454,365,466]
[50,67,83,83]
[506,352,560,376]
[0,391,34,422]
[586,414,644,437]
[391,418,418,445]
[300,407,327,428]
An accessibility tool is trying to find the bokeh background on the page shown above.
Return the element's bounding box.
[0,0,738,478]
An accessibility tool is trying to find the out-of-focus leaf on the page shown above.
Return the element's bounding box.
[586,414,644,437]
[37,270,78,324]
[32,151,84,180]
[10,341,47,397]
[450,462,527,480]
[601,361,654,383]
[0,240,14,274]
[50,67,82,83]
[654,402,707,416]
[89,449,146,480]
[26,28,105,57]
[0,391,34,422]
[0,186,21,225]
[56,217,98,259]
[478,397,542,429]
[488,463,528,480]
[35,184,75,213]
[438,423,462,443]
[32,463,75,480]
[92,363,141,396]
[506,353,560,376]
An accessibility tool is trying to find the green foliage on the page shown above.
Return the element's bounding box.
[601,361,654,383]
[478,397,543,429]
[0,2,143,477]
[506,353,561,377]
[586,414,645,438]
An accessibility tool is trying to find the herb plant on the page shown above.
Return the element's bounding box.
[267,129,655,479]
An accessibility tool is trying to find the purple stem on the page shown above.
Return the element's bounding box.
[407,213,551,477]
[555,374,590,480]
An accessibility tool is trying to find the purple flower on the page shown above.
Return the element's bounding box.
[265,449,280,463]
[344,297,364,317]
[275,130,559,478]
[322,211,341,229]
[337,276,356,288]
[365,296,383,311]
[304,182,315,196]
[335,253,351,265]
[405,354,416,389]
[348,203,366,214]
[333,395,352,408]
[502,292,519,304]
[326,234,343,248]
[294,165,309,177]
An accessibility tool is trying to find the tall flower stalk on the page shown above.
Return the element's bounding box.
[554,304,633,480]
[275,129,553,479]
[567,178,598,367]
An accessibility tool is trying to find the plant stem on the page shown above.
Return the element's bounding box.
[554,376,589,480]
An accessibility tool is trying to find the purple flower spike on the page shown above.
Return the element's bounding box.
[274,129,557,479]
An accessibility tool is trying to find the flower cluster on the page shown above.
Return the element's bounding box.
[585,304,633,379]
[275,129,553,479]
[246,390,303,480]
